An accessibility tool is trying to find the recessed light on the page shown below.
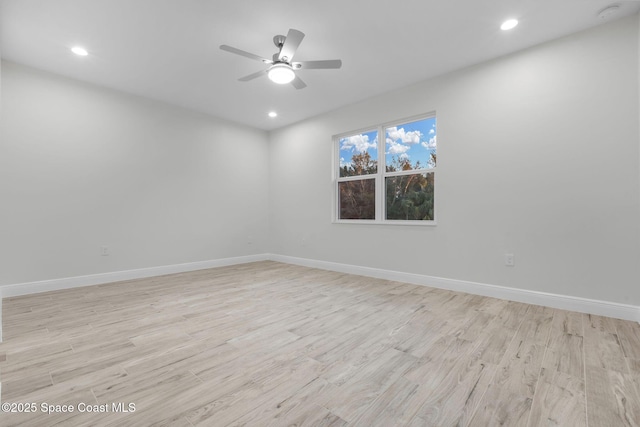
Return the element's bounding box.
[500,19,518,31]
[268,111,278,118]
[71,46,89,56]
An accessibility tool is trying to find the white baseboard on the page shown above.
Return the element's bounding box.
[0,254,270,342]
[269,254,640,323]
[1,252,638,344]
[0,254,269,299]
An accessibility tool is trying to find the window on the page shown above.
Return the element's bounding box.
[335,114,436,224]
[338,129,378,220]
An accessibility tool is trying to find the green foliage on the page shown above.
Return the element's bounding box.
[339,152,435,221]
[385,154,435,221]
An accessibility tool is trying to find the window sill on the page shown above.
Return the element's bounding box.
[332,220,437,226]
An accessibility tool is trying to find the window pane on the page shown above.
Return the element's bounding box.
[339,179,375,220]
[339,130,378,177]
[385,173,434,220]
[385,117,436,172]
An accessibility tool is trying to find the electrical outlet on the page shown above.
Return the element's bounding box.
[247,235,253,245]
[504,253,515,266]
[101,246,110,256]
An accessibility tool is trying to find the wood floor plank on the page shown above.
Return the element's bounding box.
[514,305,554,345]
[1,370,53,400]
[543,328,584,379]
[616,319,640,360]
[349,376,419,427]
[185,355,323,426]
[267,404,348,427]
[584,314,628,373]
[1,379,98,427]
[229,376,335,426]
[628,357,640,402]
[527,367,586,427]
[321,347,419,422]
[1,260,638,426]
[402,352,498,426]
[632,372,640,406]
[465,304,552,426]
[468,388,533,427]
[585,365,640,427]
[551,309,583,337]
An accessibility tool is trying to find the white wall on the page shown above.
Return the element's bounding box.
[1,8,4,340]
[269,15,640,306]
[0,61,270,286]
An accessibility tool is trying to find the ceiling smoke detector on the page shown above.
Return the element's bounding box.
[597,4,620,20]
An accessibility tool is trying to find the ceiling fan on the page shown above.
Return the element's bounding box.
[220,29,342,89]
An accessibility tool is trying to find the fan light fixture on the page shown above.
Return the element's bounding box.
[268,63,295,84]
[220,28,342,89]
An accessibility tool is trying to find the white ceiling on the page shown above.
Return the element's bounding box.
[2,0,639,131]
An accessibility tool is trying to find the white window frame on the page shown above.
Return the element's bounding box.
[333,112,437,225]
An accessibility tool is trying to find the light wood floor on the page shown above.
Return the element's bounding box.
[1,261,639,426]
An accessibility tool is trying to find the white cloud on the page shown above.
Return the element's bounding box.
[429,129,435,135]
[421,135,436,149]
[386,126,422,145]
[339,157,352,168]
[340,134,376,153]
[399,153,410,160]
[386,139,410,155]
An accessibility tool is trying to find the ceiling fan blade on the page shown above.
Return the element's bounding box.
[278,29,305,62]
[238,70,267,82]
[294,59,342,70]
[291,75,307,90]
[220,45,272,63]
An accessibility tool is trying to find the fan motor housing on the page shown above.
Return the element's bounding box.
[273,35,286,48]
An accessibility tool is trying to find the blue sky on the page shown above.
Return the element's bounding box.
[339,130,378,173]
[385,117,436,169]
[339,117,436,172]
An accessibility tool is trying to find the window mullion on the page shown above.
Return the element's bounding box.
[377,125,385,221]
